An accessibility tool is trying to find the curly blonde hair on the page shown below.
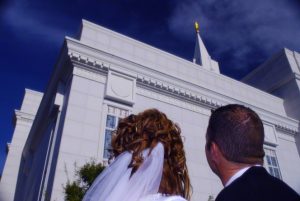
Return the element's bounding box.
[111,108,191,200]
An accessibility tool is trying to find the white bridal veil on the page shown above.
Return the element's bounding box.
[82,142,165,201]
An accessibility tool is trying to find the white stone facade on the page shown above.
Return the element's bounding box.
[0,89,43,201]
[243,48,300,121]
[1,19,299,201]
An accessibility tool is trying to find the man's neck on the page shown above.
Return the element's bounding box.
[219,162,251,186]
[225,166,253,187]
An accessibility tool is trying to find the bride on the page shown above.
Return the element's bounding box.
[82,109,191,201]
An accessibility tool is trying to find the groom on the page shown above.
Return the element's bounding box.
[205,104,299,201]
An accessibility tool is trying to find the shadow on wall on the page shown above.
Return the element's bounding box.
[295,123,300,158]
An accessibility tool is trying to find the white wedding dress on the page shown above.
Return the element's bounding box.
[82,143,187,201]
[139,194,187,201]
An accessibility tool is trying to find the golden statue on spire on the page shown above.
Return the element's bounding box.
[195,21,199,33]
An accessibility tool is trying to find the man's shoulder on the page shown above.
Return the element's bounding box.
[216,166,300,201]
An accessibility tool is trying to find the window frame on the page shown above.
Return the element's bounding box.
[100,102,131,163]
[263,146,282,179]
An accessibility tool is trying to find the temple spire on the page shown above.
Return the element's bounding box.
[193,21,220,73]
[193,21,209,66]
[195,22,200,33]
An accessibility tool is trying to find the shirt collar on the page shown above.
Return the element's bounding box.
[225,165,261,187]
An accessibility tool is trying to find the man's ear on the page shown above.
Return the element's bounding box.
[210,142,223,163]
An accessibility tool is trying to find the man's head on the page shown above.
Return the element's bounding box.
[205,104,265,172]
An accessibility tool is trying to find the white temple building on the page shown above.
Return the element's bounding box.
[0,19,299,201]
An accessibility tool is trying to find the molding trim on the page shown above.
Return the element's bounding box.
[137,87,211,116]
[69,48,222,110]
[66,44,299,136]
[137,76,299,135]
[136,74,222,109]
[15,110,36,123]
[68,50,109,75]
[73,66,107,84]
[275,124,298,136]
[107,105,130,117]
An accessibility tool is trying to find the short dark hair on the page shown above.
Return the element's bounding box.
[206,104,265,164]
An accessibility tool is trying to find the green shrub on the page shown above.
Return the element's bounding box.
[64,181,85,201]
[79,161,105,187]
[64,160,105,201]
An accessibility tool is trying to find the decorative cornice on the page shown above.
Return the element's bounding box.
[137,75,299,135]
[137,87,211,116]
[15,110,36,123]
[107,105,129,117]
[66,36,283,104]
[73,67,107,84]
[68,50,109,75]
[66,42,299,136]
[67,47,222,111]
[136,74,222,110]
[275,124,299,135]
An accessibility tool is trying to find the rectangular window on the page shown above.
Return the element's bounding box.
[103,106,129,159]
[264,148,282,179]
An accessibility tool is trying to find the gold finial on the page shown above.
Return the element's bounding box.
[195,21,199,33]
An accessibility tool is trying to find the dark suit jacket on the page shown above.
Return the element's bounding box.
[216,166,300,201]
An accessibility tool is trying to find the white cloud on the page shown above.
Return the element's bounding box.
[2,1,70,44]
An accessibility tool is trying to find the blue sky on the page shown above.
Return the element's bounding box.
[1,0,300,174]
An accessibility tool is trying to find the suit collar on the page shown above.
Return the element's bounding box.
[225,165,262,187]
